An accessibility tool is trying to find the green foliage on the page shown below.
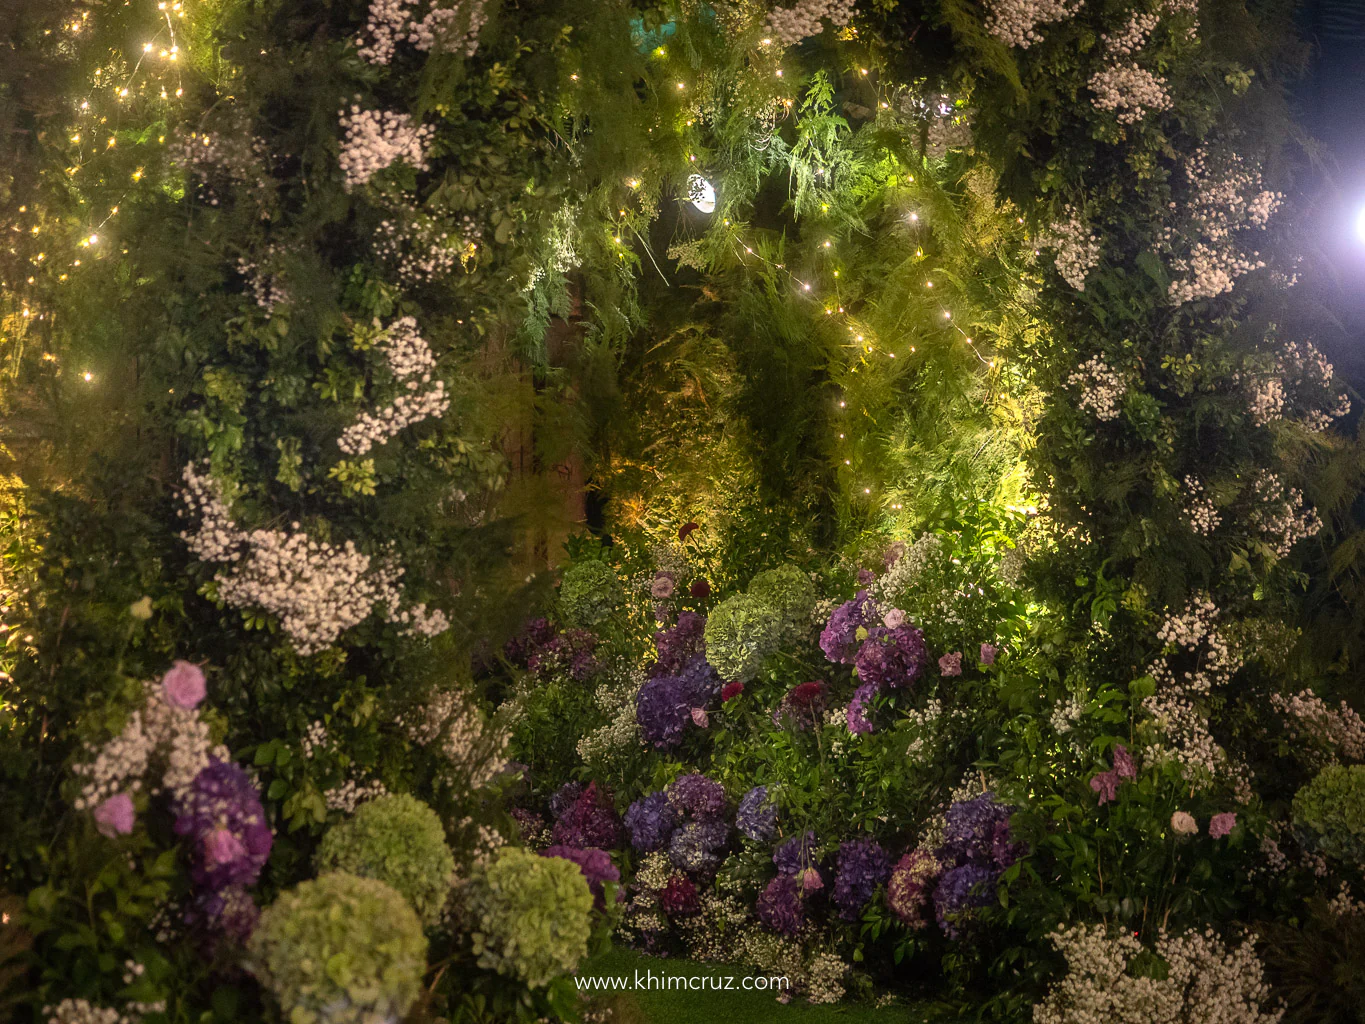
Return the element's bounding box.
[250,872,428,1024]
[465,847,593,989]
[1293,766,1365,863]
[314,794,455,927]
[559,560,625,628]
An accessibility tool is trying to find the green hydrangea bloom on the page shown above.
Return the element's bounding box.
[558,560,623,627]
[249,872,427,1024]
[466,847,592,988]
[704,592,783,682]
[315,794,455,926]
[747,564,816,630]
[1293,764,1365,862]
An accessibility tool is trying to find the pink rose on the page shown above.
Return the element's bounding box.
[979,643,997,666]
[883,608,906,629]
[203,827,248,868]
[1089,771,1120,805]
[801,867,823,893]
[94,793,136,838]
[938,651,962,677]
[690,707,709,728]
[651,573,676,599]
[1208,812,1237,839]
[161,660,206,710]
[1170,811,1198,835]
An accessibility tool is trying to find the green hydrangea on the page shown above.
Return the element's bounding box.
[1293,764,1365,862]
[558,560,623,627]
[465,847,592,988]
[314,794,455,926]
[249,873,428,1024]
[704,592,783,682]
[747,564,816,630]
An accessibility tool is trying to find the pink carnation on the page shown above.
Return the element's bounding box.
[938,651,962,677]
[94,793,136,838]
[162,660,206,710]
[1209,812,1237,839]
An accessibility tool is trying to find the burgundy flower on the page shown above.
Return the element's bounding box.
[678,522,699,541]
[660,874,700,915]
[774,681,828,730]
[550,781,622,849]
[689,579,711,600]
[721,680,744,702]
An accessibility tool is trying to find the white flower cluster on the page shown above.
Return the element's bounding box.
[984,0,1083,48]
[1041,207,1102,290]
[337,317,449,456]
[1165,149,1281,304]
[1246,469,1321,558]
[762,0,855,47]
[1328,881,1365,918]
[402,688,509,789]
[356,0,486,64]
[179,462,448,653]
[1270,689,1365,762]
[71,679,227,811]
[1033,924,1282,1024]
[1050,696,1085,735]
[337,105,434,191]
[1181,476,1221,535]
[1278,341,1351,431]
[677,893,753,961]
[805,952,848,1005]
[44,1001,140,1024]
[577,681,644,770]
[301,719,329,759]
[1103,10,1160,55]
[1089,61,1171,124]
[1068,356,1126,420]
[324,777,388,814]
[374,213,480,285]
[236,245,288,313]
[1154,594,1240,689]
[170,129,270,208]
[1246,374,1285,426]
[452,815,506,866]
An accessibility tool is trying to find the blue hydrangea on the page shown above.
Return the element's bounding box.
[932,862,997,939]
[772,831,819,875]
[623,792,678,853]
[636,654,720,749]
[831,838,891,921]
[736,786,778,843]
[668,819,731,875]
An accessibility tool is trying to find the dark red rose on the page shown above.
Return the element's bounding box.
[689,578,711,600]
[721,681,744,702]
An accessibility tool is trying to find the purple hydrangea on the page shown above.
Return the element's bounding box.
[173,760,273,893]
[504,617,556,665]
[624,792,678,853]
[184,885,260,944]
[542,845,620,907]
[636,654,721,749]
[756,874,805,935]
[550,781,622,849]
[942,792,1017,868]
[854,625,929,690]
[819,591,880,664]
[773,830,819,875]
[549,781,583,819]
[668,818,731,875]
[831,838,891,921]
[736,786,778,843]
[847,681,878,735]
[667,773,728,819]
[932,862,997,938]
[886,848,941,929]
[530,628,601,681]
[651,611,706,678]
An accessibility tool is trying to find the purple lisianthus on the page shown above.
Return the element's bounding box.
[624,792,678,852]
[1112,743,1136,780]
[847,681,877,735]
[173,760,272,892]
[551,781,622,849]
[668,818,731,875]
[542,845,620,907]
[819,591,880,664]
[651,611,707,678]
[942,792,1017,868]
[660,874,700,915]
[1209,812,1237,839]
[773,830,819,875]
[503,618,556,666]
[854,624,929,690]
[933,862,997,939]
[832,838,891,920]
[979,643,998,666]
[509,807,548,845]
[736,786,778,843]
[667,773,728,820]
[185,885,260,944]
[884,541,907,568]
[162,660,207,710]
[94,792,136,838]
[938,651,962,677]
[887,848,940,929]
[1090,770,1120,805]
[857,568,876,586]
[530,627,601,681]
[637,654,721,749]
[756,874,805,935]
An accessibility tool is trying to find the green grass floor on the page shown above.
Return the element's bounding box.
[580,947,933,1024]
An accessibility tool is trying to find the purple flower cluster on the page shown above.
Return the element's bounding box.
[667,773,728,819]
[668,819,731,875]
[773,681,828,731]
[773,830,819,875]
[542,844,620,907]
[624,792,679,853]
[550,781,622,849]
[504,618,600,680]
[846,681,878,735]
[636,654,721,749]
[932,862,997,938]
[931,792,1022,938]
[886,848,940,929]
[819,591,880,664]
[854,624,929,690]
[831,838,891,921]
[1090,743,1138,806]
[736,786,778,842]
[173,760,272,940]
[651,611,706,678]
[756,874,805,935]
